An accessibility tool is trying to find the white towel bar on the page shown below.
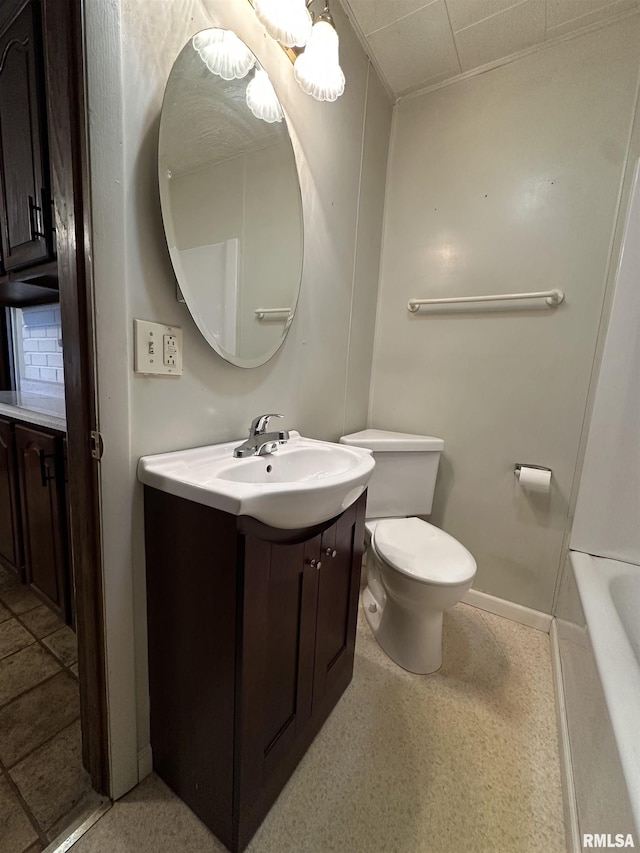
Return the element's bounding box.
[407,289,564,312]
[254,308,292,320]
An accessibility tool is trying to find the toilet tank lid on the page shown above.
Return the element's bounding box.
[340,429,444,452]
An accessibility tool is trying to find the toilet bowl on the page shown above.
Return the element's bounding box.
[340,428,477,674]
[362,518,476,674]
[363,517,476,674]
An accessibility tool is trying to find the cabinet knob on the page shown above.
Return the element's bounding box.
[325,548,337,558]
[308,559,322,570]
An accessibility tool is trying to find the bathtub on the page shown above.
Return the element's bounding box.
[555,551,640,849]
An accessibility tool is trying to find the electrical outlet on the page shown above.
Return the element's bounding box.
[134,320,183,375]
[163,334,177,366]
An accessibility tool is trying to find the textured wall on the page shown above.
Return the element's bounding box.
[85,0,392,795]
[369,17,640,614]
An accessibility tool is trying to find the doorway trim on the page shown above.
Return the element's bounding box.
[43,0,109,793]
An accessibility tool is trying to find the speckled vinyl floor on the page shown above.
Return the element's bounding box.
[71,602,566,853]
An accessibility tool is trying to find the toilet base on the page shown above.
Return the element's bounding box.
[362,586,444,674]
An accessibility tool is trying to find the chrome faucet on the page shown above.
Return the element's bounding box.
[233,413,290,458]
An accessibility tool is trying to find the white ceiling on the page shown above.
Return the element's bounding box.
[339,0,640,98]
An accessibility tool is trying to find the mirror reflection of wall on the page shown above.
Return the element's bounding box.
[159,28,304,368]
[168,137,302,360]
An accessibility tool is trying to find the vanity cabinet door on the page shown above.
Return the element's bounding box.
[14,424,69,620]
[313,499,364,713]
[0,417,23,578]
[0,1,53,272]
[238,533,321,816]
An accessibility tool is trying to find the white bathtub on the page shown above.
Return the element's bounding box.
[556,551,640,849]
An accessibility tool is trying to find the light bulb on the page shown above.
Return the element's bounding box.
[254,0,312,48]
[293,18,345,102]
[246,67,284,123]
[196,29,255,80]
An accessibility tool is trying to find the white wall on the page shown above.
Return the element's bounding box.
[85,0,391,796]
[369,18,640,614]
[571,160,640,564]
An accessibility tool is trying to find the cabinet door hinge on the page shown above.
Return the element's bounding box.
[90,430,104,461]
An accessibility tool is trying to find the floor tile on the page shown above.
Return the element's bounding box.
[0,774,39,853]
[0,585,42,615]
[11,719,101,838]
[46,787,105,842]
[0,619,35,661]
[42,626,77,667]
[70,663,79,679]
[19,606,64,640]
[0,645,61,708]
[23,843,44,853]
[0,601,11,623]
[0,671,80,767]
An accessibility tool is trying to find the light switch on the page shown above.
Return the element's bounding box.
[134,319,183,375]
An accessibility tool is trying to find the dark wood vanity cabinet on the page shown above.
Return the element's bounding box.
[144,488,366,852]
[0,0,54,273]
[0,416,22,577]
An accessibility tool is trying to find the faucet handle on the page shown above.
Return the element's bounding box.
[250,413,283,435]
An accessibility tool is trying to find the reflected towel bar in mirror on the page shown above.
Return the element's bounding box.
[407,289,564,312]
[254,308,293,320]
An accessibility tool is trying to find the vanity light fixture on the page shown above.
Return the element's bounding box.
[192,28,255,80]
[249,0,345,102]
[246,66,284,123]
[253,0,312,48]
[293,5,345,102]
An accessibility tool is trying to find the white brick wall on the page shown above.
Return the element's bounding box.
[18,305,65,397]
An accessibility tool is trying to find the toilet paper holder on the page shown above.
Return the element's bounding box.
[514,463,551,477]
[514,463,552,492]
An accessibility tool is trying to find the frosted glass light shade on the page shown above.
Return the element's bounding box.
[293,19,345,102]
[195,30,255,80]
[254,0,312,48]
[246,67,284,123]
[191,29,223,53]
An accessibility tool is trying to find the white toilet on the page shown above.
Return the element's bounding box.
[339,429,476,674]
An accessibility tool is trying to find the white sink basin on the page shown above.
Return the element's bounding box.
[137,431,374,529]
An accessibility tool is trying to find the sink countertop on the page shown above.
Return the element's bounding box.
[0,391,67,433]
[138,431,375,529]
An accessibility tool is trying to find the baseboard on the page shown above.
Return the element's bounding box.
[462,588,553,632]
[137,744,153,781]
[550,620,581,853]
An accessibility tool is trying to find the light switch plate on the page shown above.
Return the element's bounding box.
[134,319,183,375]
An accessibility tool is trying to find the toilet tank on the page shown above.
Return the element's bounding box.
[339,429,444,518]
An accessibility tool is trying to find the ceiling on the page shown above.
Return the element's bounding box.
[339,0,640,98]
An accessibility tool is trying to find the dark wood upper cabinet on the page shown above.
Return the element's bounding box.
[0,416,22,577]
[0,0,54,273]
[14,422,69,620]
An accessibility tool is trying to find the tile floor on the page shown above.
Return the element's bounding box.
[0,564,101,853]
[69,602,566,853]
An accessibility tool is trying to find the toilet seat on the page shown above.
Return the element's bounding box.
[372,517,476,586]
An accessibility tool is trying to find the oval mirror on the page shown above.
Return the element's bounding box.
[158,28,304,367]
